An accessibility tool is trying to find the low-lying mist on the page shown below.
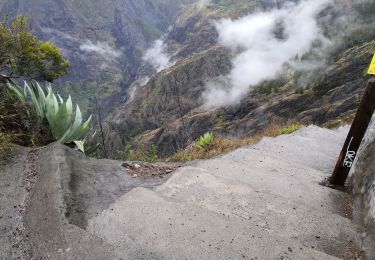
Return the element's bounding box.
[203,0,332,108]
[143,39,174,72]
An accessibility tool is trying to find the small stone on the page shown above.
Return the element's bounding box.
[132,174,138,178]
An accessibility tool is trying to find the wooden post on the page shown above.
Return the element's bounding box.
[329,77,375,186]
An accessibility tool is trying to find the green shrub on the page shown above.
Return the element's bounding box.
[0,16,69,82]
[198,132,215,150]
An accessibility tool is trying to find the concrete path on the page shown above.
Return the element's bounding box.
[0,126,366,259]
[87,126,364,259]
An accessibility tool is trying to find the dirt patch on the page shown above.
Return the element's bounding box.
[122,161,182,178]
[343,244,365,260]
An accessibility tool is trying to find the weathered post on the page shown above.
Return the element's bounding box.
[329,63,375,186]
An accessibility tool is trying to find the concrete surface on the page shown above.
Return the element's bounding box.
[0,143,170,259]
[0,125,370,259]
[87,126,365,259]
[0,147,32,259]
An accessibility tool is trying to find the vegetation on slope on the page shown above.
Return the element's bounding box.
[6,81,98,154]
[0,0,196,115]
[0,16,69,82]
[106,0,375,159]
[0,16,96,157]
[170,122,304,162]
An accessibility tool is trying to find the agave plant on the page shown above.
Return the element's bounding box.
[6,81,98,154]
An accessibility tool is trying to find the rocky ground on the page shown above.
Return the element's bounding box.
[1,125,373,259]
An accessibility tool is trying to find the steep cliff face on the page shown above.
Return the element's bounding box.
[0,0,193,112]
[104,0,375,156]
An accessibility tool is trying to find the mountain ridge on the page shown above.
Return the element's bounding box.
[0,0,194,113]
[103,0,375,157]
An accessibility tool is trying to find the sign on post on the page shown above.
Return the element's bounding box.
[368,54,375,75]
[330,56,375,186]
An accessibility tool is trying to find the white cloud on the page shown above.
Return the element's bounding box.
[203,0,332,108]
[80,40,122,59]
[143,39,174,72]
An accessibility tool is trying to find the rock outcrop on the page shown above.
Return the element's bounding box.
[350,117,375,259]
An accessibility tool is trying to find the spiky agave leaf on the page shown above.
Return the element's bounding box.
[72,115,93,140]
[6,82,27,101]
[58,105,82,143]
[34,82,47,110]
[57,94,64,104]
[74,131,100,155]
[63,115,92,144]
[50,96,73,139]
[73,140,85,153]
[45,86,59,124]
[25,82,46,118]
[84,142,100,155]
[58,105,93,144]
[84,130,100,155]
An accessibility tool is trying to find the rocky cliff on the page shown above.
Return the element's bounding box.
[350,117,375,259]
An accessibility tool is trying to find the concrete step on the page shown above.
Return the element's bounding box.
[156,167,363,258]
[224,125,348,174]
[87,187,342,260]
[193,158,351,216]
[216,148,328,180]
[86,125,360,259]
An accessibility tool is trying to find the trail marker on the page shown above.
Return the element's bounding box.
[329,76,375,186]
[330,54,375,186]
[368,53,375,75]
